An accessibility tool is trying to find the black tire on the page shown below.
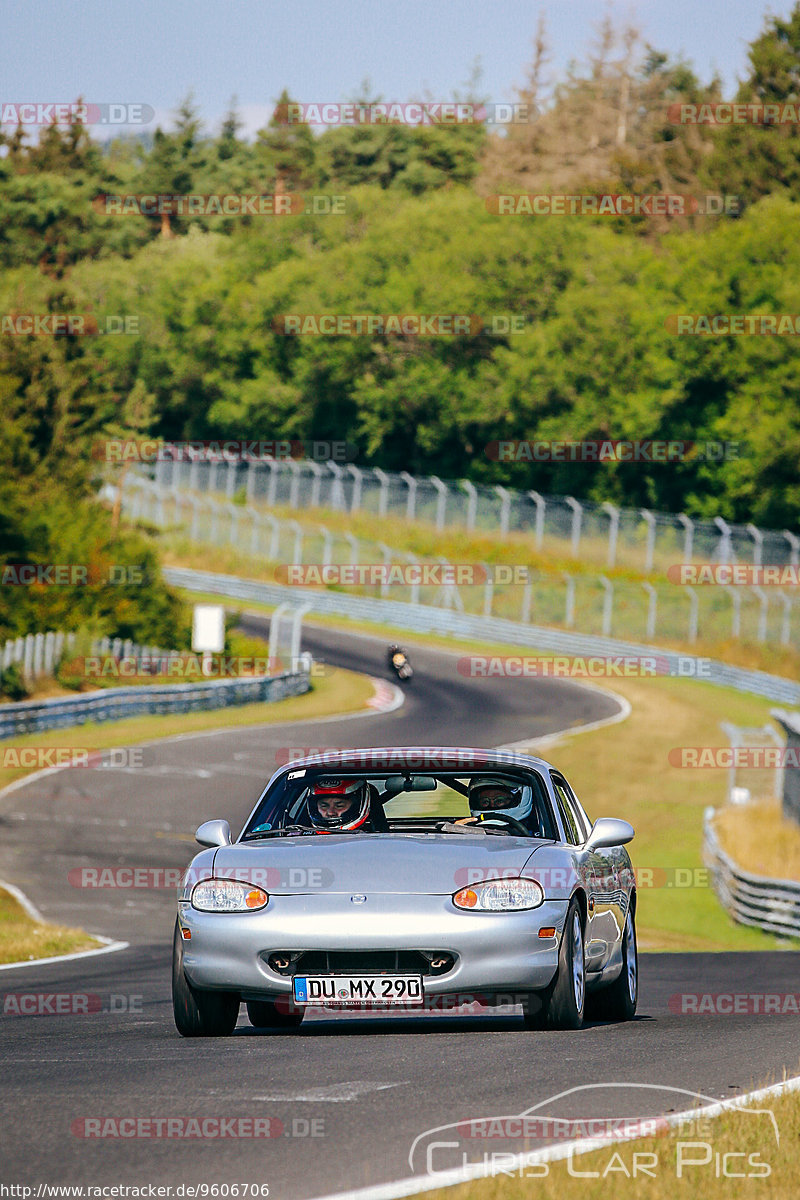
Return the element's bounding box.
[246,998,304,1030]
[172,922,240,1037]
[586,907,638,1023]
[523,898,586,1031]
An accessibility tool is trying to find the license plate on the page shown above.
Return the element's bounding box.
[292,974,424,1006]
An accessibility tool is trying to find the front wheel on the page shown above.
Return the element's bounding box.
[587,907,638,1022]
[172,921,239,1037]
[523,898,585,1031]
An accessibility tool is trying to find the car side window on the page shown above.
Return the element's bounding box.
[558,777,592,841]
[528,772,558,840]
[551,777,581,845]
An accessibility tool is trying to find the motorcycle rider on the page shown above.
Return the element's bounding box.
[388,644,408,670]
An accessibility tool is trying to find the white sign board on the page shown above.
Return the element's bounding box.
[192,605,225,653]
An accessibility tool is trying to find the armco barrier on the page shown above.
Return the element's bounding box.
[703,807,800,939]
[162,566,800,707]
[0,668,310,741]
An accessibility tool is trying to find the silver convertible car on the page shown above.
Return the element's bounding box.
[172,748,637,1036]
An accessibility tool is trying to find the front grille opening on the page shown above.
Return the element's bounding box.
[266,950,456,977]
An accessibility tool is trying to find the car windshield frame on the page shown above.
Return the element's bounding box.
[240,766,559,840]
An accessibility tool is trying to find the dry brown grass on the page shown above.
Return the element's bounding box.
[715,801,800,883]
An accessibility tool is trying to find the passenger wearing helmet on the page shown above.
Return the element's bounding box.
[306,777,372,833]
[461,775,539,835]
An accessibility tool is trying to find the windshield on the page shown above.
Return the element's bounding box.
[242,768,558,839]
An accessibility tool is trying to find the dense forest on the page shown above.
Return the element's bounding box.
[2,6,800,641]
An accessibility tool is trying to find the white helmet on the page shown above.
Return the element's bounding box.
[468,775,533,825]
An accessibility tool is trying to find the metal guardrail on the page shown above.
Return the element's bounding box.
[163,566,800,707]
[0,668,310,741]
[703,808,800,939]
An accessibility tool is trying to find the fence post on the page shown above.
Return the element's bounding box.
[373,468,390,517]
[378,543,392,599]
[686,586,699,643]
[327,461,345,512]
[783,530,799,567]
[288,460,302,509]
[268,604,290,671]
[225,460,238,500]
[751,586,768,642]
[780,594,792,645]
[288,520,303,566]
[347,464,363,513]
[308,462,323,509]
[400,471,417,521]
[599,576,613,637]
[521,579,533,624]
[495,487,511,537]
[730,589,741,638]
[481,563,494,618]
[746,523,763,566]
[318,525,333,568]
[266,459,281,507]
[430,476,448,531]
[602,501,620,568]
[642,582,657,640]
[289,603,313,669]
[462,480,477,532]
[528,491,545,551]
[246,508,261,556]
[677,513,694,563]
[563,573,575,628]
[345,533,360,566]
[406,553,421,605]
[713,516,733,563]
[565,497,582,558]
[641,508,656,573]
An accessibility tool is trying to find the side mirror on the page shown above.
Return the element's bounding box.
[585,817,634,851]
[195,819,232,848]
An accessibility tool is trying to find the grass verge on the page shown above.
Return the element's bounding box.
[420,1078,800,1200]
[0,886,101,965]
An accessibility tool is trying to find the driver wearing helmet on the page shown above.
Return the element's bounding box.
[459,774,539,834]
[306,777,373,833]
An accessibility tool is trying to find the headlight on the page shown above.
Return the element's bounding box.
[453,878,544,912]
[191,879,268,912]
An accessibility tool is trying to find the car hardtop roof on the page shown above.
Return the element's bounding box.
[272,746,555,781]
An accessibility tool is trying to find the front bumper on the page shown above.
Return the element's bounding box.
[178,892,568,998]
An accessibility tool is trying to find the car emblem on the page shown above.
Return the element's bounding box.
[350,894,367,904]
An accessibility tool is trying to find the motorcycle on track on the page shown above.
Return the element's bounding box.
[388,645,413,683]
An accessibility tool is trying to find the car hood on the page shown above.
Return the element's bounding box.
[210,834,541,896]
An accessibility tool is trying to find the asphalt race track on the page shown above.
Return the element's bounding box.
[1,622,799,1199]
